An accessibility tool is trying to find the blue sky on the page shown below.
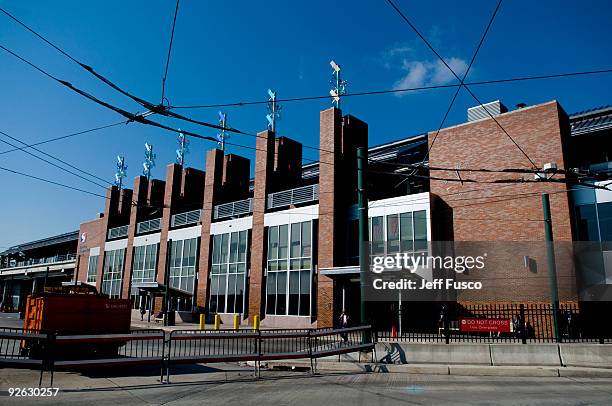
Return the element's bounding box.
[1,0,611,248]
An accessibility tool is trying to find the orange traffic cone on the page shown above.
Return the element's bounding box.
[391,324,397,338]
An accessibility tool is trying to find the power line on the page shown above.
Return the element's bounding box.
[0,165,108,199]
[424,0,502,170]
[384,0,538,169]
[0,121,128,156]
[0,129,111,187]
[0,43,343,168]
[167,69,612,109]
[0,130,109,189]
[160,0,180,104]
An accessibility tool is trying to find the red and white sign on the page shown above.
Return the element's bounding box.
[460,318,511,333]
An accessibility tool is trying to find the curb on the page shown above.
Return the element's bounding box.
[268,360,612,378]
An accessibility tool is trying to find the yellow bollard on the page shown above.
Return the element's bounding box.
[253,314,260,330]
[214,314,220,330]
[199,313,205,330]
[233,314,240,331]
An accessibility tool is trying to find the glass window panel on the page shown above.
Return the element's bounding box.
[387,214,400,254]
[238,231,247,262]
[266,272,276,315]
[598,202,612,242]
[235,274,245,314]
[278,225,288,259]
[371,216,385,255]
[227,273,237,314]
[220,234,229,264]
[276,272,287,315]
[268,226,278,260]
[301,258,311,270]
[299,270,310,316]
[289,271,299,315]
[301,221,311,257]
[290,259,301,270]
[290,223,300,258]
[400,212,414,252]
[212,235,222,264]
[229,232,238,263]
[414,210,427,251]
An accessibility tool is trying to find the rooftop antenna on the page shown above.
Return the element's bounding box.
[266,89,282,132]
[176,129,189,166]
[115,155,127,190]
[143,143,156,181]
[217,111,228,151]
[329,60,347,109]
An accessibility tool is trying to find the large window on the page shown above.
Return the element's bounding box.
[266,221,312,316]
[169,238,198,293]
[130,243,158,297]
[86,254,99,284]
[209,230,248,314]
[370,210,428,255]
[101,249,125,298]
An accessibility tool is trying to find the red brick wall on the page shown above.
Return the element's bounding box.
[76,217,104,283]
[428,101,576,302]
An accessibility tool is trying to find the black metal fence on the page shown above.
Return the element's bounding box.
[375,303,612,344]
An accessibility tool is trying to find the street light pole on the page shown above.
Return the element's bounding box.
[542,193,560,341]
[357,146,369,325]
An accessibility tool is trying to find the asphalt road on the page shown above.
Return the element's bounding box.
[1,366,612,405]
[0,312,23,329]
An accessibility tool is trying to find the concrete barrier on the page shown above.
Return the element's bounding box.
[559,344,612,368]
[377,342,491,365]
[490,344,561,366]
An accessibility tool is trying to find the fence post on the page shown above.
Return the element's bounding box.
[520,304,527,344]
[443,305,450,344]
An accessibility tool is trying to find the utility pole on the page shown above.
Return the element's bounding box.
[542,193,560,341]
[357,146,369,325]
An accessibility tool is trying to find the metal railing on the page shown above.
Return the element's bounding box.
[267,184,319,210]
[6,254,76,269]
[375,303,612,344]
[10,326,374,386]
[107,225,129,240]
[213,198,253,220]
[166,325,374,381]
[136,218,162,234]
[171,209,202,228]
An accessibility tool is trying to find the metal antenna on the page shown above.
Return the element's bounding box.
[143,143,156,181]
[217,111,228,151]
[329,60,347,109]
[266,89,282,132]
[115,155,127,190]
[176,129,189,166]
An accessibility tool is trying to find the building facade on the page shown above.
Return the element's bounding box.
[4,101,612,329]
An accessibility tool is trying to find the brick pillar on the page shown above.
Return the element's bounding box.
[248,130,276,324]
[317,108,343,327]
[197,149,224,308]
[121,176,148,299]
[156,164,183,287]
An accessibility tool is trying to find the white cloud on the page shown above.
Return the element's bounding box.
[392,57,469,96]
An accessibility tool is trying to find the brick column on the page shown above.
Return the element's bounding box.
[248,130,275,324]
[317,108,343,327]
[197,149,224,308]
[95,186,119,292]
[156,164,183,288]
[121,176,149,299]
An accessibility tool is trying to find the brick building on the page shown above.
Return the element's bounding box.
[5,100,609,329]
